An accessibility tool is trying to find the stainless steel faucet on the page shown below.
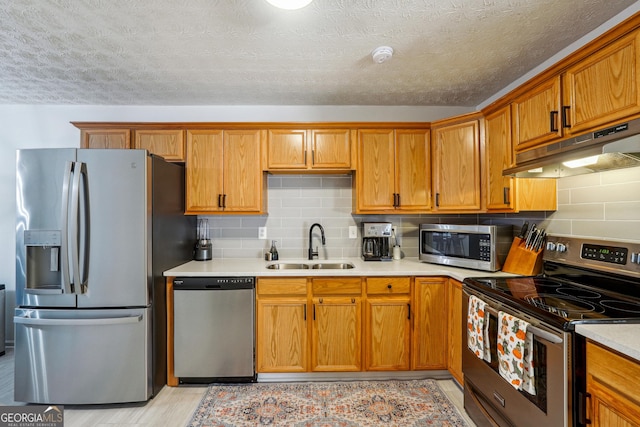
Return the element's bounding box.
[308,223,326,260]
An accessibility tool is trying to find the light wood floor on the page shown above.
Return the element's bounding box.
[0,347,476,426]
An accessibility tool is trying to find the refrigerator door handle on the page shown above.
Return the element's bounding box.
[69,161,85,294]
[61,161,73,294]
[14,314,143,326]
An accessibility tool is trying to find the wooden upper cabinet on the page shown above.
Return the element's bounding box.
[512,76,563,152]
[134,129,185,162]
[431,115,482,211]
[80,129,131,149]
[185,129,265,214]
[356,129,395,211]
[395,130,431,211]
[485,106,515,211]
[309,129,352,169]
[266,128,352,171]
[222,129,264,213]
[484,106,557,212]
[513,28,640,154]
[563,29,640,135]
[355,128,430,213]
[267,129,307,169]
[185,130,224,213]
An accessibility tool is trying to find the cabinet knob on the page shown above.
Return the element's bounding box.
[387,284,392,290]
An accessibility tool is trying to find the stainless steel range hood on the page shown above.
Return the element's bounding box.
[504,118,640,178]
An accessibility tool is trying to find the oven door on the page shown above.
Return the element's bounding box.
[462,287,572,427]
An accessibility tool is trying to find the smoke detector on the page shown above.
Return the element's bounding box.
[371,46,394,64]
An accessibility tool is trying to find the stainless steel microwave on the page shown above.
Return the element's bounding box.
[419,224,513,271]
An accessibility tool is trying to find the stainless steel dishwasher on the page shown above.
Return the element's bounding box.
[173,277,255,383]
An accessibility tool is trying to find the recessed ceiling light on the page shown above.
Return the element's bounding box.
[265,0,314,10]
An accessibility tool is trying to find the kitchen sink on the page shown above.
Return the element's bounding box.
[265,262,355,270]
[266,263,310,270]
[311,262,355,269]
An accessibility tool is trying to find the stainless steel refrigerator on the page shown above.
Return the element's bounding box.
[14,149,195,404]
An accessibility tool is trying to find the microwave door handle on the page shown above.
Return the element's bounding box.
[60,161,73,294]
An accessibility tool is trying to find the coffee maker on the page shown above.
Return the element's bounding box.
[362,222,392,261]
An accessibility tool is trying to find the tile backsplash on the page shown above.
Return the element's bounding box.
[199,166,640,260]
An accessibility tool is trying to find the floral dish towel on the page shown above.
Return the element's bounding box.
[497,311,536,395]
[467,295,490,362]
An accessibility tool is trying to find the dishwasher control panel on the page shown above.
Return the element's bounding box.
[174,277,255,290]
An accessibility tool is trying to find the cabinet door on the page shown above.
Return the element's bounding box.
[485,106,516,211]
[223,129,264,212]
[310,129,352,169]
[134,129,185,162]
[395,129,431,211]
[81,129,130,149]
[185,130,224,213]
[356,129,395,212]
[412,277,447,370]
[365,297,410,371]
[267,129,307,169]
[448,279,463,384]
[432,119,482,211]
[564,30,640,136]
[311,296,362,371]
[256,298,308,373]
[512,76,563,151]
[586,341,640,427]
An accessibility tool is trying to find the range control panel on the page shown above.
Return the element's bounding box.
[581,243,628,265]
[544,235,640,278]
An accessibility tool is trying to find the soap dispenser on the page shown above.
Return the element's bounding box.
[270,240,279,261]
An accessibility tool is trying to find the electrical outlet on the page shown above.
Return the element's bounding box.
[258,227,267,239]
[391,226,397,236]
[348,226,358,239]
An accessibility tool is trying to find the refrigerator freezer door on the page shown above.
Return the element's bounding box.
[16,149,77,308]
[76,149,150,308]
[14,307,151,404]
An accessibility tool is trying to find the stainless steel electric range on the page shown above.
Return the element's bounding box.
[462,235,640,427]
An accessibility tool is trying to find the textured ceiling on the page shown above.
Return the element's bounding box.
[0,0,637,106]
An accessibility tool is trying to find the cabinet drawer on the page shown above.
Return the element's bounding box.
[312,278,361,295]
[367,277,410,295]
[587,340,640,403]
[257,278,307,296]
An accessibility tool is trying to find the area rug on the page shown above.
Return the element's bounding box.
[187,379,469,427]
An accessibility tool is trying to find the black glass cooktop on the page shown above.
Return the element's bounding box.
[464,262,640,330]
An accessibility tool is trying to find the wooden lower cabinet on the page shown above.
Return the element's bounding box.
[412,277,448,370]
[365,277,411,371]
[447,279,464,384]
[256,275,459,376]
[311,296,362,371]
[256,278,309,373]
[586,340,640,426]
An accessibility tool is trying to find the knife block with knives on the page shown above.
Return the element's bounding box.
[501,223,545,276]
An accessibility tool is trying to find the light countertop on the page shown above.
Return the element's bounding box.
[163,257,514,282]
[575,324,640,362]
[164,257,640,362]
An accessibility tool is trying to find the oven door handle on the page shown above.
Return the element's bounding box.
[465,290,564,345]
[527,324,564,344]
